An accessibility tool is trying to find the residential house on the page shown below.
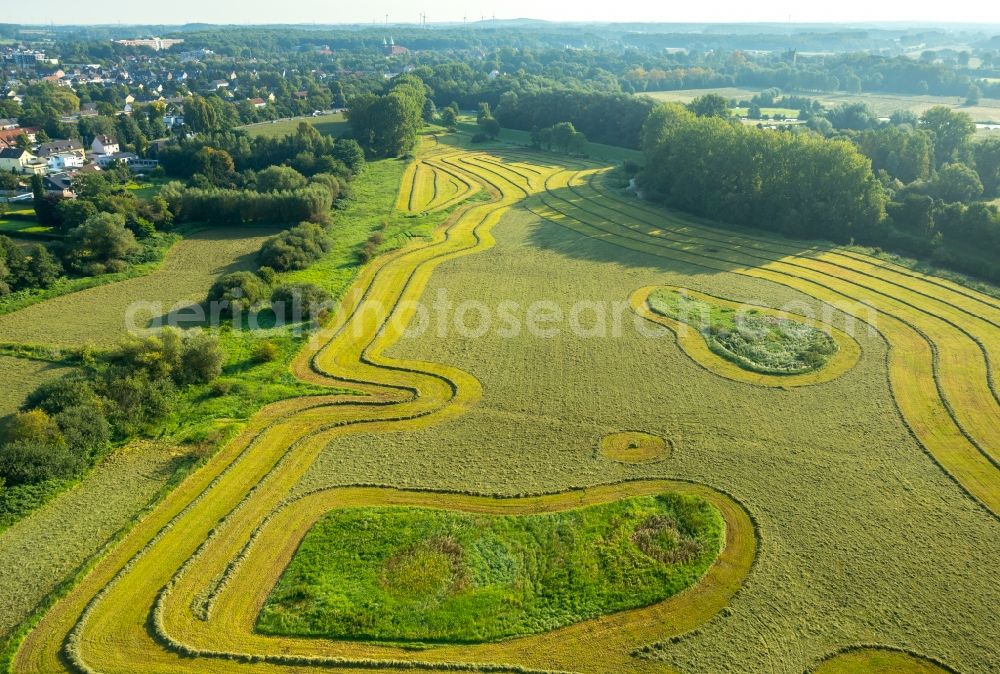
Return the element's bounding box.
[36,139,85,159]
[163,114,184,129]
[0,147,47,174]
[91,135,120,155]
[43,172,75,198]
[0,118,18,131]
[0,127,38,149]
[248,97,266,109]
[94,152,158,173]
[47,153,84,170]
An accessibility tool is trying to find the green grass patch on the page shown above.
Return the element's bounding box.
[648,288,837,375]
[257,493,722,644]
[241,112,348,139]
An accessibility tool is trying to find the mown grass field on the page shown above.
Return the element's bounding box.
[241,112,348,139]
[0,227,277,346]
[0,441,191,643]
[0,356,70,418]
[3,138,996,674]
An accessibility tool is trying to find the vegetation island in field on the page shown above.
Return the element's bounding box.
[648,288,838,375]
[257,493,722,643]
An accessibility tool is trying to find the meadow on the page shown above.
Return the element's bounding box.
[646,287,839,375]
[0,356,70,417]
[241,112,348,139]
[258,493,722,643]
[1,135,996,674]
[0,227,277,346]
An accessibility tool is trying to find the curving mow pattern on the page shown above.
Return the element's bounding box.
[810,646,960,674]
[395,141,481,214]
[10,147,756,674]
[631,284,861,387]
[8,141,984,674]
[515,153,1000,518]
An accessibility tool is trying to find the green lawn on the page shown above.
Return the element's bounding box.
[258,493,722,643]
[241,112,349,139]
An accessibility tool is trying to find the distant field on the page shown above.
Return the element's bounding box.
[0,227,278,346]
[453,117,642,163]
[0,356,71,417]
[241,112,348,139]
[646,87,1000,122]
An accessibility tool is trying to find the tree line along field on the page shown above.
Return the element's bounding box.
[3,137,997,674]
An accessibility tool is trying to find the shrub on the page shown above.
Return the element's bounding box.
[22,377,100,415]
[207,271,270,314]
[55,405,111,458]
[99,368,175,437]
[1,409,66,447]
[63,212,140,273]
[258,222,331,271]
[256,165,308,192]
[179,332,225,384]
[0,439,82,486]
[257,266,277,285]
[253,340,281,363]
[308,173,342,201]
[271,283,333,321]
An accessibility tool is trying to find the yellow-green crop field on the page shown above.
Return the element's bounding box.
[1,136,997,674]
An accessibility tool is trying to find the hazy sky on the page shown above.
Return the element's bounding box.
[15,0,1000,26]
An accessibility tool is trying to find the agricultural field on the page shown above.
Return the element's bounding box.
[241,112,348,139]
[0,227,278,346]
[646,87,1000,123]
[1,136,996,674]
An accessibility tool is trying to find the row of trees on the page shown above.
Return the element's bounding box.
[639,104,887,243]
[159,181,333,226]
[495,89,655,149]
[639,103,1000,281]
[156,122,365,184]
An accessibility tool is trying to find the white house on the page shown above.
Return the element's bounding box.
[91,134,120,155]
[47,152,84,170]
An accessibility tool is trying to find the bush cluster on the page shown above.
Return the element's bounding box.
[0,329,224,488]
[258,221,331,271]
